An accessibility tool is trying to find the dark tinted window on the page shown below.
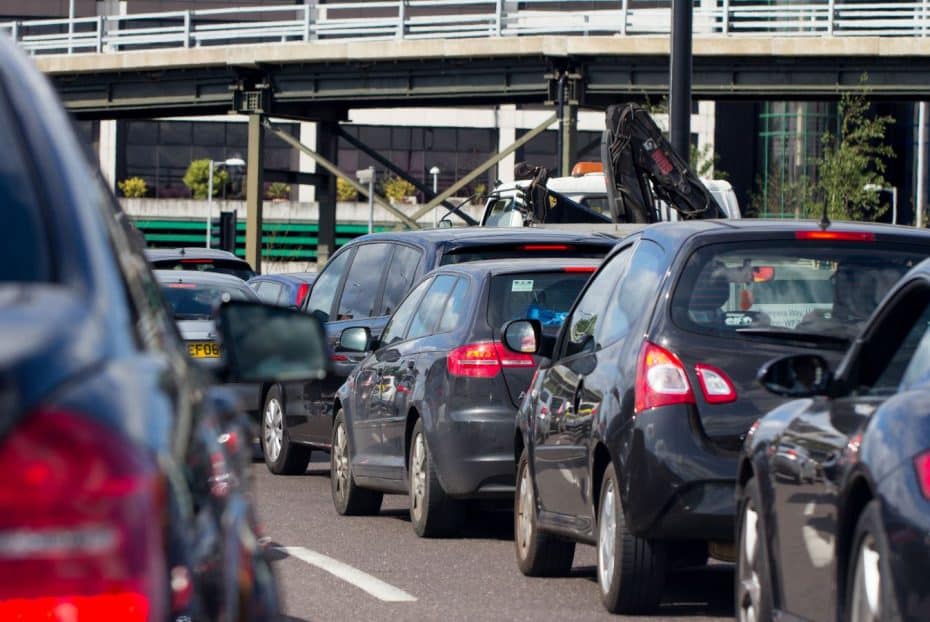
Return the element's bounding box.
[599,240,665,344]
[0,91,50,283]
[488,270,592,335]
[161,282,254,320]
[562,247,632,358]
[153,259,255,281]
[306,250,351,321]
[407,275,458,339]
[874,301,930,395]
[437,278,469,334]
[381,278,432,346]
[380,244,423,315]
[670,240,925,342]
[439,243,611,265]
[337,243,392,320]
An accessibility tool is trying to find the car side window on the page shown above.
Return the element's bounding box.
[305,249,351,321]
[599,240,665,346]
[256,281,282,305]
[380,244,423,316]
[870,297,930,394]
[436,278,468,334]
[381,278,433,346]
[407,275,458,340]
[561,246,633,359]
[337,243,392,320]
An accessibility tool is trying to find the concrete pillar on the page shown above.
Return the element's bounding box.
[559,101,577,176]
[497,105,517,184]
[98,120,117,191]
[298,121,318,203]
[316,121,339,266]
[245,114,265,273]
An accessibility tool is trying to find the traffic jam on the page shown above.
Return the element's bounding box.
[3,32,930,622]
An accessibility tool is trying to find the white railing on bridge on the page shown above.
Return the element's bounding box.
[2,1,929,56]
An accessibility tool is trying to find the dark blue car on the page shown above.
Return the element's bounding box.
[248,272,317,308]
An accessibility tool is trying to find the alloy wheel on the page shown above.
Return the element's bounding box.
[516,462,534,557]
[850,534,882,622]
[410,432,427,523]
[737,503,762,622]
[263,398,283,463]
[598,478,617,593]
[333,423,349,504]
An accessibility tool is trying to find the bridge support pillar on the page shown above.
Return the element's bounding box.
[245,113,265,273]
[316,121,339,265]
[559,100,577,176]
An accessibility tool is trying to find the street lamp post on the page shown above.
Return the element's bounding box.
[864,183,898,225]
[206,157,246,248]
[429,166,440,227]
[357,167,376,234]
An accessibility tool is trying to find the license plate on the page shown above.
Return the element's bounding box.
[187,341,221,358]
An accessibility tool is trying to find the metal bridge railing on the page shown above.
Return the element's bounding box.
[3,1,929,57]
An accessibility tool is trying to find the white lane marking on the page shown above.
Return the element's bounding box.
[279,546,417,603]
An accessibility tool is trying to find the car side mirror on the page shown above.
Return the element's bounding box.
[438,217,453,229]
[339,326,371,353]
[215,301,328,383]
[502,319,542,355]
[758,354,833,398]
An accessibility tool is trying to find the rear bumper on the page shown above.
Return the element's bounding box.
[621,404,738,542]
[429,406,517,499]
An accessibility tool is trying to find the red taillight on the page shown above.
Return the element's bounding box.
[296,283,310,306]
[0,410,167,621]
[447,342,535,378]
[180,258,213,264]
[914,451,930,499]
[562,266,596,273]
[634,341,695,413]
[694,363,738,404]
[795,231,875,242]
[520,244,572,251]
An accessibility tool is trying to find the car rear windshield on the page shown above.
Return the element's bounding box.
[440,243,611,265]
[670,239,927,342]
[161,283,253,320]
[488,270,592,334]
[153,259,255,281]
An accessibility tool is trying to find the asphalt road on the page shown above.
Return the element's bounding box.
[254,455,735,622]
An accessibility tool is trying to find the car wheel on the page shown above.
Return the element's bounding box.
[408,419,464,537]
[597,462,666,614]
[330,410,383,516]
[847,501,897,622]
[262,385,311,475]
[514,448,575,576]
[736,477,774,622]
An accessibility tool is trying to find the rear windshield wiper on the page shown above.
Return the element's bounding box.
[734,327,850,346]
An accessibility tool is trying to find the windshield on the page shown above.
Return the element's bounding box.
[483,196,524,227]
[488,270,592,335]
[670,240,926,342]
[161,282,253,320]
[153,259,255,281]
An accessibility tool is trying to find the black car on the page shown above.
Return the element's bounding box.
[330,258,599,536]
[736,258,930,622]
[146,247,256,280]
[0,35,327,620]
[259,228,618,474]
[507,220,930,614]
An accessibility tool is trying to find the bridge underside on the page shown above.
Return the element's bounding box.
[41,36,930,120]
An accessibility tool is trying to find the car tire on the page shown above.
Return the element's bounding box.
[261,385,311,475]
[597,462,667,614]
[736,477,775,622]
[408,419,464,537]
[514,448,575,576]
[330,410,383,516]
[846,500,898,622]
[668,541,709,569]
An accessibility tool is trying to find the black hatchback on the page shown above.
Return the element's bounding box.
[329,258,599,536]
[507,220,930,614]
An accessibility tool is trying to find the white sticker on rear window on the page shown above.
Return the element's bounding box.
[512,279,534,292]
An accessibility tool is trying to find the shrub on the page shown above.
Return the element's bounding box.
[183,159,230,199]
[336,177,359,201]
[118,176,148,198]
[380,175,416,202]
[266,182,291,200]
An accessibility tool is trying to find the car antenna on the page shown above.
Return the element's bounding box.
[819,202,831,230]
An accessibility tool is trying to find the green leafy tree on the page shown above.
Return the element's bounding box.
[183,159,230,200]
[690,143,728,180]
[748,165,815,219]
[336,177,359,201]
[812,84,894,221]
[265,182,291,200]
[117,176,148,198]
[380,175,416,202]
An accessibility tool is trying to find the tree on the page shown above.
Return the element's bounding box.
[183,159,230,199]
[813,84,894,221]
[748,165,815,219]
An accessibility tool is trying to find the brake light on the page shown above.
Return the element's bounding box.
[180,258,214,264]
[296,283,311,306]
[562,266,597,273]
[0,409,167,621]
[694,363,738,404]
[520,244,572,251]
[634,341,695,413]
[447,342,536,378]
[914,451,930,499]
[795,231,875,242]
